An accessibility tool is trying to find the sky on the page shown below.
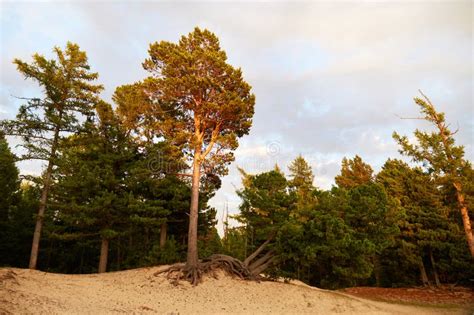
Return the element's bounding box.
[1,1,473,234]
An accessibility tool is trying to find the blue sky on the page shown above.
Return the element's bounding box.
[1,1,472,233]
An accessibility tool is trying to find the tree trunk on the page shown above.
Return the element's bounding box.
[429,248,441,286]
[186,151,201,269]
[160,222,167,249]
[374,256,381,287]
[29,158,54,269]
[29,111,62,270]
[98,238,109,273]
[243,234,274,266]
[453,182,474,258]
[419,259,430,287]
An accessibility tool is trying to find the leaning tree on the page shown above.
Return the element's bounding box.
[393,91,474,258]
[1,43,103,269]
[114,27,255,284]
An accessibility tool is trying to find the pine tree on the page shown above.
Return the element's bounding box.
[335,155,374,189]
[51,102,144,273]
[376,159,468,286]
[288,155,316,221]
[0,132,21,265]
[1,43,103,269]
[114,27,255,283]
[393,91,474,258]
[0,132,20,221]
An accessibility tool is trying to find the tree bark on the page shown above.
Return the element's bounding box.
[98,238,109,273]
[374,256,381,287]
[29,110,62,270]
[186,150,201,269]
[28,151,55,269]
[160,222,167,249]
[243,234,274,267]
[429,248,440,286]
[421,92,474,259]
[419,259,430,287]
[453,182,474,258]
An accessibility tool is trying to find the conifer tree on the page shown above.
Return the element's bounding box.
[114,28,255,283]
[335,155,374,189]
[1,43,103,269]
[0,132,20,222]
[288,155,316,220]
[52,102,149,273]
[377,159,465,286]
[393,91,474,258]
[0,132,21,264]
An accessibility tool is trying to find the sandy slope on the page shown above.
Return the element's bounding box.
[0,267,469,314]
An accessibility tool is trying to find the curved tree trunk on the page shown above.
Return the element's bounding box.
[98,238,109,273]
[453,182,474,258]
[186,151,201,269]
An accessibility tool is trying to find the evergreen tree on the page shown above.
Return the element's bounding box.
[393,91,473,258]
[288,155,316,220]
[51,102,146,273]
[1,43,103,269]
[377,159,472,286]
[335,155,374,189]
[114,27,255,283]
[236,167,293,275]
[0,132,21,265]
[0,132,20,221]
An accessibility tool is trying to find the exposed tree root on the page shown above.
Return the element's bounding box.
[154,253,275,286]
[155,235,278,286]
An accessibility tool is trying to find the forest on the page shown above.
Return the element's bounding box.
[0,27,473,289]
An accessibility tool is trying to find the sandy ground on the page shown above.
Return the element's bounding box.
[0,267,470,315]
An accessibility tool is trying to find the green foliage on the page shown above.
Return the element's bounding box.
[1,42,103,162]
[0,183,39,267]
[145,237,184,265]
[115,27,255,175]
[0,133,20,221]
[51,103,139,243]
[335,155,374,189]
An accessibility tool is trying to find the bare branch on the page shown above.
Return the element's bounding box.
[394,113,425,120]
[418,89,435,107]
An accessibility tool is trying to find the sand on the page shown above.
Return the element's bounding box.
[0,267,469,314]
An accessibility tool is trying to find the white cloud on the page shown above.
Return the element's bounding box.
[1,1,472,236]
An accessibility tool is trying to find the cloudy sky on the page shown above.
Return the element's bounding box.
[1,1,472,233]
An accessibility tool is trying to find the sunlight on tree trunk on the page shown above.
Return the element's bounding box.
[98,238,109,273]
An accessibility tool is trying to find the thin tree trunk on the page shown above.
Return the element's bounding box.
[419,259,430,287]
[429,248,441,286]
[29,111,62,270]
[98,238,109,273]
[29,154,54,269]
[160,222,167,249]
[374,256,381,287]
[453,182,474,258]
[79,246,85,273]
[186,150,201,269]
[243,234,274,266]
